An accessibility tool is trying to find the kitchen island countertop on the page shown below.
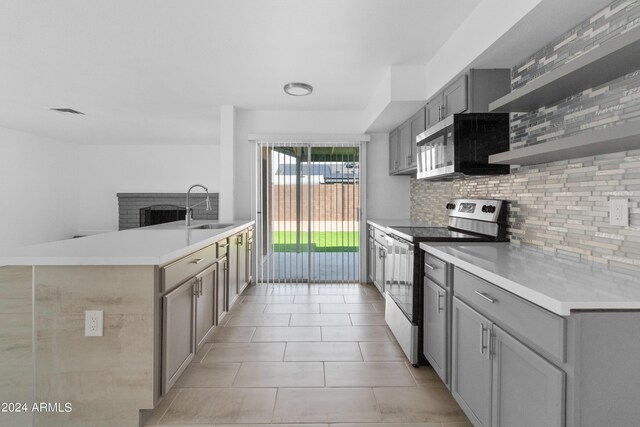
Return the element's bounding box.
[420,241,640,315]
[0,219,254,266]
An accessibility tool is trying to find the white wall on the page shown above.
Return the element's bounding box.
[76,144,221,234]
[0,127,78,251]
[233,109,410,220]
[366,133,410,219]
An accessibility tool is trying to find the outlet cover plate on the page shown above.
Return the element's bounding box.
[609,198,629,226]
[85,310,103,337]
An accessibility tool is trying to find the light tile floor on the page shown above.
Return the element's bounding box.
[145,283,471,427]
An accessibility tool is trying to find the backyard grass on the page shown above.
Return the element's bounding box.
[272,231,359,252]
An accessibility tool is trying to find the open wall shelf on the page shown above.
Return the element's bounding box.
[488,121,640,166]
[489,25,640,113]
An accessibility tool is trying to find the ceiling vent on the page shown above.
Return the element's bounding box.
[49,108,85,115]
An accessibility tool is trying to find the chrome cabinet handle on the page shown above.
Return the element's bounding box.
[219,243,229,249]
[475,291,496,304]
[237,235,243,245]
[191,258,204,264]
[479,323,488,356]
[424,263,436,270]
[199,277,203,296]
[437,291,444,313]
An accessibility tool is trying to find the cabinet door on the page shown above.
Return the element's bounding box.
[491,325,565,427]
[195,264,216,350]
[426,93,444,127]
[398,120,412,170]
[444,74,468,117]
[237,231,248,295]
[374,241,386,294]
[368,236,375,283]
[424,278,448,385]
[216,257,228,324]
[452,297,492,427]
[246,232,253,285]
[162,278,196,394]
[409,108,426,168]
[389,129,399,174]
[228,234,239,309]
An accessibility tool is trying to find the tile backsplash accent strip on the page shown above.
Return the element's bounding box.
[511,0,640,90]
[410,150,640,271]
[117,193,219,230]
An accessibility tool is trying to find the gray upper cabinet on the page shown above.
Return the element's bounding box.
[389,129,399,175]
[426,92,444,128]
[389,69,509,175]
[409,108,425,169]
[443,74,468,117]
[398,120,412,171]
[491,325,565,427]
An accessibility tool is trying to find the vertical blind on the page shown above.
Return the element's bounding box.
[255,141,360,284]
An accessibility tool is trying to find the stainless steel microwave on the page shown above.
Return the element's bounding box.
[416,113,510,180]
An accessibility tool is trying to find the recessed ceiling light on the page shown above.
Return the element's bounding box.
[50,108,85,115]
[284,82,313,96]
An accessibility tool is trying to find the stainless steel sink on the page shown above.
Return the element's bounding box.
[191,223,233,230]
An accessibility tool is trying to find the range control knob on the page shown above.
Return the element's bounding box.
[446,203,456,210]
[481,205,488,213]
[489,206,496,213]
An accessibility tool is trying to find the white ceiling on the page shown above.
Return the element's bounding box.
[0,0,483,145]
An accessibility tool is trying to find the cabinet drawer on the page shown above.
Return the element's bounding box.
[454,267,565,362]
[217,238,229,259]
[424,253,447,287]
[373,227,387,244]
[162,244,216,293]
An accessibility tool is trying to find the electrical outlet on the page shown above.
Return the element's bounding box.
[609,198,629,226]
[85,310,103,337]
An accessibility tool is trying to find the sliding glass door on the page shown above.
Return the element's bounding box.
[255,142,361,284]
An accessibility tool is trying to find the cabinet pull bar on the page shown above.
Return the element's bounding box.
[474,291,496,303]
[424,263,436,270]
[191,258,204,265]
[479,323,485,355]
[437,292,444,313]
[218,243,229,249]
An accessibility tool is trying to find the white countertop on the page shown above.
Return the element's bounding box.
[0,220,254,266]
[420,242,640,316]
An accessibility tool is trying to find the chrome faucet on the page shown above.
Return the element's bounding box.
[186,184,212,226]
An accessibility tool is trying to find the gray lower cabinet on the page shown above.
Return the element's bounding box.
[452,297,493,427]
[452,296,565,427]
[373,239,386,294]
[491,324,565,427]
[367,234,375,282]
[162,277,197,394]
[228,233,239,308]
[246,231,253,285]
[236,231,248,295]
[423,278,448,385]
[195,263,217,349]
[216,256,228,324]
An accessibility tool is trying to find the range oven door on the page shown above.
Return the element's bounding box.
[384,235,418,365]
[416,115,455,180]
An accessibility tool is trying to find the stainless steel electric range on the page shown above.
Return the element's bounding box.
[383,198,508,365]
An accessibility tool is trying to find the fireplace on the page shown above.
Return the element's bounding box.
[117,193,219,230]
[139,205,186,227]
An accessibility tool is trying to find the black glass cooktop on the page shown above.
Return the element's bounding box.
[388,226,493,242]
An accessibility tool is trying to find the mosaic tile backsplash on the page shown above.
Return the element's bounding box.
[511,0,640,90]
[410,0,640,271]
[410,151,640,270]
